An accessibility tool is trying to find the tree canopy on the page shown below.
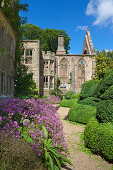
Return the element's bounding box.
[21,23,70,53]
[95,50,113,80]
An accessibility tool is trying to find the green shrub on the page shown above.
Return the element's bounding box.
[84,118,113,161]
[100,85,113,100]
[100,123,113,160]
[96,100,113,123]
[79,80,99,99]
[75,93,80,99]
[41,95,48,99]
[94,70,113,98]
[60,99,78,108]
[78,97,100,107]
[84,117,100,152]
[65,90,74,99]
[68,104,96,124]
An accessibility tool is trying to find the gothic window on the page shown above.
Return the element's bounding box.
[50,61,54,70]
[59,58,69,88]
[44,76,48,88]
[77,59,85,88]
[25,49,32,64]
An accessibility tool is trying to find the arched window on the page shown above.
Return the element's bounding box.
[77,59,85,88]
[59,58,69,88]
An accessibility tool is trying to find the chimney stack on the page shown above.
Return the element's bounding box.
[56,35,66,55]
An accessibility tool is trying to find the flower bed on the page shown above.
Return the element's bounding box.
[0,98,67,156]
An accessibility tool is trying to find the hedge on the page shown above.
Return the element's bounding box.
[65,90,75,99]
[79,80,99,99]
[94,70,113,98]
[84,117,113,161]
[100,85,113,100]
[68,104,96,124]
[96,100,113,123]
[78,97,100,107]
[60,99,78,108]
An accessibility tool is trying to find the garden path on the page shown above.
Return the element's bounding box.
[57,107,113,170]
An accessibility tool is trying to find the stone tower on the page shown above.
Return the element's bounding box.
[56,35,66,55]
[83,28,95,55]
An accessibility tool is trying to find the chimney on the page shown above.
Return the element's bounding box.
[56,35,66,55]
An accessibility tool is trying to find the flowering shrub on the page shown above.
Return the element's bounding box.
[42,95,61,104]
[0,98,67,156]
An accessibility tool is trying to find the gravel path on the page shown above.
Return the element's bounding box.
[57,107,113,170]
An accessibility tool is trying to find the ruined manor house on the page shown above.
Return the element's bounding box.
[22,28,96,96]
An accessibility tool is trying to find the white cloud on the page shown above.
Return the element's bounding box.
[86,0,113,26]
[76,26,88,31]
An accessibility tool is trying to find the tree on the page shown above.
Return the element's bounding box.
[95,51,113,80]
[21,24,71,53]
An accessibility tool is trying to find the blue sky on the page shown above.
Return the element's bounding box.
[20,0,113,54]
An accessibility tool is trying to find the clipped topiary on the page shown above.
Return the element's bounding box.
[79,79,99,99]
[100,123,113,161]
[96,100,113,123]
[74,93,80,99]
[78,97,100,107]
[60,99,78,108]
[68,104,96,124]
[94,70,113,98]
[100,85,113,100]
[84,117,101,153]
[84,118,113,161]
[65,90,74,99]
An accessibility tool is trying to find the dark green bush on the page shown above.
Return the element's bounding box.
[68,104,96,124]
[78,97,100,107]
[60,99,78,108]
[65,90,75,99]
[94,70,113,98]
[96,100,113,123]
[79,80,99,99]
[84,117,113,161]
[100,85,113,100]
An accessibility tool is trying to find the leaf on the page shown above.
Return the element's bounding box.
[42,124,48,138]
[53,154,61,170]
[54,165,59,170]
[48,154,54,170]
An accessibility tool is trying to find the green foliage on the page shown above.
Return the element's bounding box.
[79,80,99,99]
[41,95,48,99]
[60,99,78,108]
[39,124,72,170]
[21,24,71,53]
[84,117,113,161]
[65,90,75,100]
[51,78,63,100]
[96,100,113,123]
[94,70,113,98]
[68,104,96,124]
[95,51,113,80]
[78,97,100,107]
[84,117,100,153]
[100,85,113,100]
[74,93,80,99]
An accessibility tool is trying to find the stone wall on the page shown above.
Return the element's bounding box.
[0,9,15,99]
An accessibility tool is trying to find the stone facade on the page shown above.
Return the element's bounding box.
[23,28,96,96]
[0,9,16,99]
